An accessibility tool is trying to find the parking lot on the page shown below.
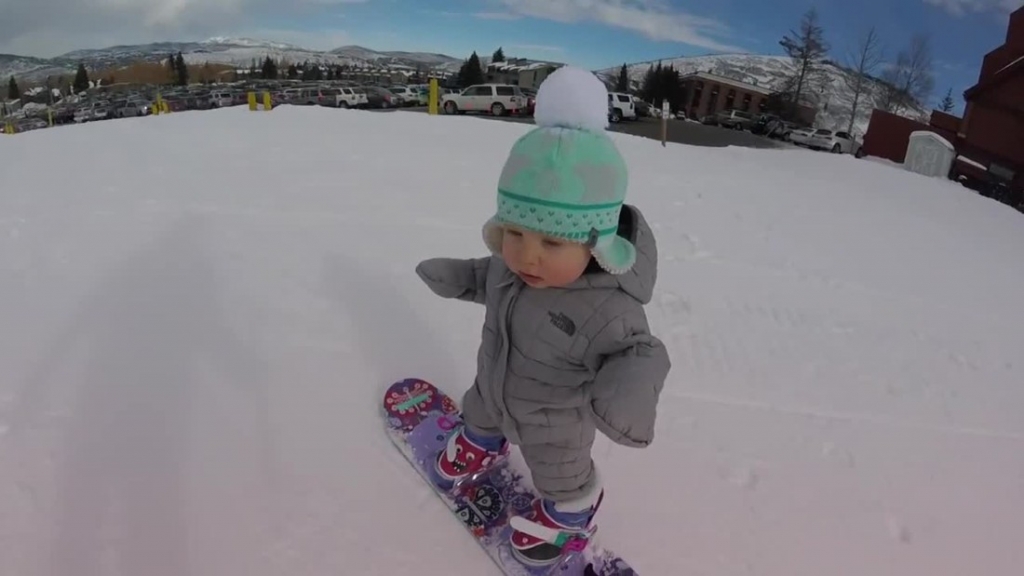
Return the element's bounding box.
[4,78,793,151]
[404,107,788,150]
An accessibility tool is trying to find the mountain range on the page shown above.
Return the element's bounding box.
[2,37,927,135]
[0,37,464,83]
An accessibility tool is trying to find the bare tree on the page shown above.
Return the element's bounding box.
[843,26,885,134]
[880,33,935,115]
[779,8,831,108]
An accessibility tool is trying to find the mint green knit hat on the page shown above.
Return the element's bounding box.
[481,66,635,274]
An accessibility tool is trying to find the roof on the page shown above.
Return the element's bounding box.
[680,71,772,95]
[965,53,1024,99]
[486,59,562,73]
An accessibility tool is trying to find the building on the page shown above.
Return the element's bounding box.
[955,5,1023,197]
[861,6,1022,206]
[485,58,563,91]
[677,71,817,124]
[679,72,771,120]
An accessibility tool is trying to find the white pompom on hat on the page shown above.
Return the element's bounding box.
[532,65,610,133]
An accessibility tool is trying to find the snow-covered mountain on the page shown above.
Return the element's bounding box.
[330,45,461,70]
[1,38,464,84]
[0,54,71,83]
[597,54,929,136]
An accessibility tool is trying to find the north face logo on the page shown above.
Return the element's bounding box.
[547,311,576,336]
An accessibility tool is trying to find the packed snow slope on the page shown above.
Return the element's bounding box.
[1,107,1023,576]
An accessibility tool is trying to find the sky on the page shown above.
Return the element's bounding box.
[0,0,1021,109]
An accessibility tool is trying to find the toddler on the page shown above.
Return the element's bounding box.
[416,66,670,567]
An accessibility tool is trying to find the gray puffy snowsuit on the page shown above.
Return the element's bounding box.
[415,204,671,502]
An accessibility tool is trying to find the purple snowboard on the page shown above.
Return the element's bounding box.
[383,378,638,576]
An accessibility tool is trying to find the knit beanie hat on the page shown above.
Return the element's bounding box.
[481,66,634,274]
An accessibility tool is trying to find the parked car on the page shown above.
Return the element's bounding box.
[388,86,419,106]
[441,84,527,116]
[716,109,756,130]
[364,86,401,108]
[787,127,819,146]
[633,99,654,118]
[807,129,862,155]
[209,91,234,108]
[607,92,636,122]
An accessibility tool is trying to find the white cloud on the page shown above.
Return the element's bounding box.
[922,0,1023,16]
[492,0,743,52]
[474,11,522,20]
[0,0,361,57]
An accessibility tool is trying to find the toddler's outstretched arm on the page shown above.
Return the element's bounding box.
[416,257,491,305]
[586,311,671,448]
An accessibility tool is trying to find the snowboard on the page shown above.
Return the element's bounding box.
[382,377,638,576]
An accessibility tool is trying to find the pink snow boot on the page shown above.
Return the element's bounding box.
[434,424,508,489]
[510,489,603,567]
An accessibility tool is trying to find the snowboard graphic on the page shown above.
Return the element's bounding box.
[382,378,638,576]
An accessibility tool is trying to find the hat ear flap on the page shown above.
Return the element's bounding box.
[482,217,504,255]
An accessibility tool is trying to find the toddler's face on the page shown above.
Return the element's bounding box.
[500,224,592,288]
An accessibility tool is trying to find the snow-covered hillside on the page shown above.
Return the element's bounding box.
[0,39,463,84]
[598,54,929,136]
[1,107,1022,576]
[0,54,70,83]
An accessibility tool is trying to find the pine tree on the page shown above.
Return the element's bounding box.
[779,8,830,106]
[939,87,955,113]
[492,47,505,63]
[7,76,20,100]
[288,64,299,80]
[615,64,630,93]
[457,51,485,88]
[73,63,90,93]
[175,52,188,86]
[638,62,683,112]
[261,56,278,80]
[640,64,656,103]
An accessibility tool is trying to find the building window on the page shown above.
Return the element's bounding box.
[741,93,752,111]
[691,81,703,109]
[707,84,719,114]
[725,89,736,110]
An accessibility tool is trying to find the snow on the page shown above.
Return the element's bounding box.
[1,106,1023,576]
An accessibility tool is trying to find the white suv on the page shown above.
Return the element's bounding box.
[442,84,526,116]
[608,92,636,122]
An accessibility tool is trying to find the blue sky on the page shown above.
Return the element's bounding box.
[308,0,1021,111]
[2,0,1021,111]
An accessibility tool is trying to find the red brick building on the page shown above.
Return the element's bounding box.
[679,72,770,120]
[954,6,1024,196]
[679,72,816,125]
[861,6,1022,206]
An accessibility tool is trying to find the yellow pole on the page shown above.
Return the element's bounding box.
[428,78,439,115]
[263,91,272,111]
[154,93,162,116]
[48,110,54,126]
[248,92,257,111]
